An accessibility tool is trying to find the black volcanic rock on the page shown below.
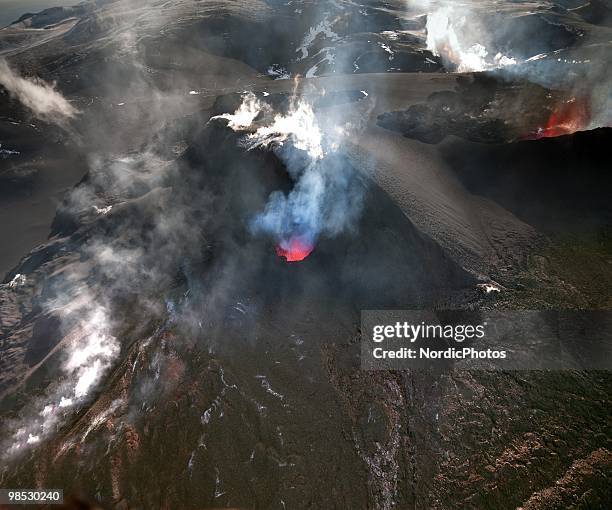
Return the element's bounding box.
[377,74,590,144]
[573,0,612,28]
[439,127,612,235]
[13,6,90,28]
[24,313,62,366]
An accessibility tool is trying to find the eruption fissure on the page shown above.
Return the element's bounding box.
[538,97,591,138]
[520,96,593,140]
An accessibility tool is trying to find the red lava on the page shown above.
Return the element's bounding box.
[536,97,591,138]
[275,237,314,262]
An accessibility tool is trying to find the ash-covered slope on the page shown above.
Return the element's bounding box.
[0,106,474,507]
[1,112,610,509]
[1,86,611,509]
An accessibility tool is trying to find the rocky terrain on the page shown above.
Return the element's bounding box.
[0,1,610,509]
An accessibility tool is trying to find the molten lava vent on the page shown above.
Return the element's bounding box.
[537,97,591,138]
[275,236,314,262]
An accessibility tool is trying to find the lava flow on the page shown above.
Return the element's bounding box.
[536,97,590,138]
[275,236,314,262]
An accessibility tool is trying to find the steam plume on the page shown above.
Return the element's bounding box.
[0,58,78,125]
[4,303,118,456]
[425,5,516,72]
[213,90,365,260]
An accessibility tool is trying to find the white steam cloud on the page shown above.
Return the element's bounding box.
[2,144,184,458]
[5,304,119,457]
[1,1,210,461]
[213,92,265,130]
[246,98,325,160]
[0,58,78,125]
[213,90,364,255]
[425,5,516,72]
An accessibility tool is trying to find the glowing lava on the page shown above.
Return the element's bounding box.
[275,237,314,262]
[537,97,590,138]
